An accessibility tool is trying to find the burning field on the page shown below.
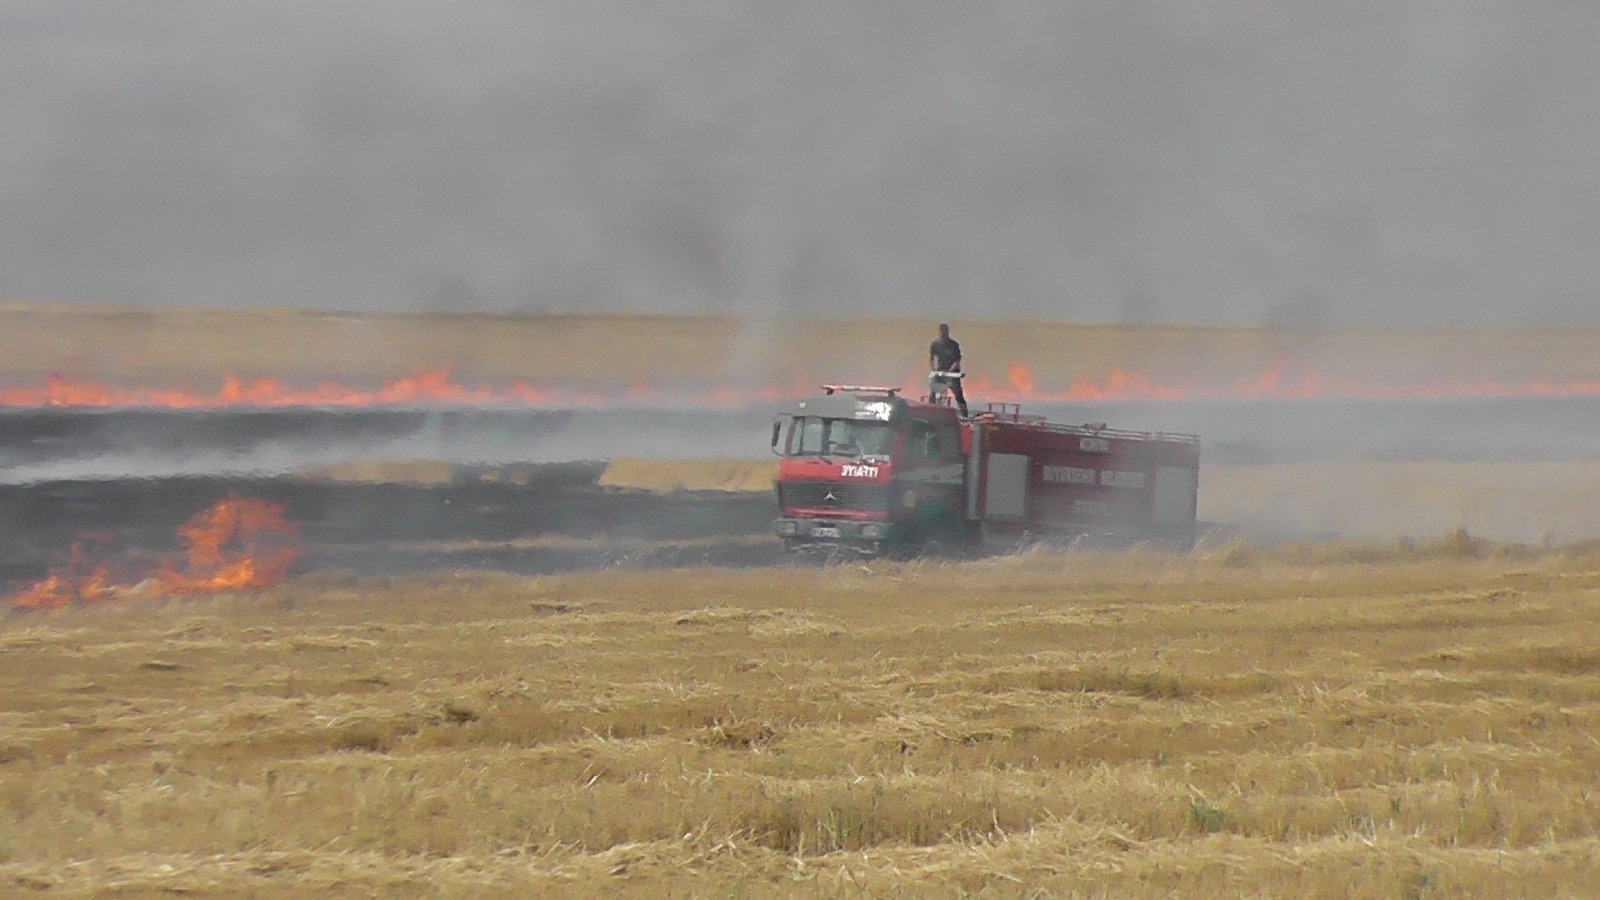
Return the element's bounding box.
[8,306,1600,611]
[0,462,779,606]
[4,307,1600,893]
[11,494,302,610]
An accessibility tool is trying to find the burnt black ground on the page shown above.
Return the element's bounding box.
[0,463,780,591]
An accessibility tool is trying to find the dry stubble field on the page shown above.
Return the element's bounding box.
[6,304,1600,387]
[2,544,1600,897]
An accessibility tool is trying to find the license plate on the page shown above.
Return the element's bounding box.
[811,526,840,538]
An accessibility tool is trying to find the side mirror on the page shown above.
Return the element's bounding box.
[770,419,784,455]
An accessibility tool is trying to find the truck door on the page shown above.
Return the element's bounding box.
[899,419,965,525]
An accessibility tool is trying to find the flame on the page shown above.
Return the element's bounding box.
[157,495,303,595]
[963,359,1600,404]
[6,360,1600,411]
[10,534,120,610]
[0,369,810,410]
[8,496,302,610]
[0,369,559,409]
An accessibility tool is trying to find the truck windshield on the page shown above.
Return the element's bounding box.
[786,417,895,461]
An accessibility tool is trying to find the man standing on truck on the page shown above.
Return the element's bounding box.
[929,323,969,416]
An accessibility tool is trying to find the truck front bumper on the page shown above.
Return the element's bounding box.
[774,518,896,547]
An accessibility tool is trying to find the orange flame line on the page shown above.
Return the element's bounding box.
[968,359,1600,404]
[6,361,1600,411]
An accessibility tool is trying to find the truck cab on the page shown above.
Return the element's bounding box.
[771,385,973,554]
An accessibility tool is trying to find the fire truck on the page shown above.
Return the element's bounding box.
[771,379,1200,555]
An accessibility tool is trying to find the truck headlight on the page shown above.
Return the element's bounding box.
[860,523,885,539]
[775,520,798,536]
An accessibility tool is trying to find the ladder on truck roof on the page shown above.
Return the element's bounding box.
[974,402,1200,444]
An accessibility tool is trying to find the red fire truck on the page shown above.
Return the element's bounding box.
[771,381,1200,555]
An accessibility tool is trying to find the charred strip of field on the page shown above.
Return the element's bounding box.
[8,398,1600,481]
[0,407,578,474]
[0,466,778,591]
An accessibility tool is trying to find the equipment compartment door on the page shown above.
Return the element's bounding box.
[985,453,1029,520]
[1153,465,1198,526]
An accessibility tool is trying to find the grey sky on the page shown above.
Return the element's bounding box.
[3,1,1598,325]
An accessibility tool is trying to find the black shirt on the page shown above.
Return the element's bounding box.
[930,336,962,371]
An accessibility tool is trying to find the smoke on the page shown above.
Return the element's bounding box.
[3,2,1598,325]
[0,407,777,485]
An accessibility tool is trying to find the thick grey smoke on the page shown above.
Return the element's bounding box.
[3,2,1598,325]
